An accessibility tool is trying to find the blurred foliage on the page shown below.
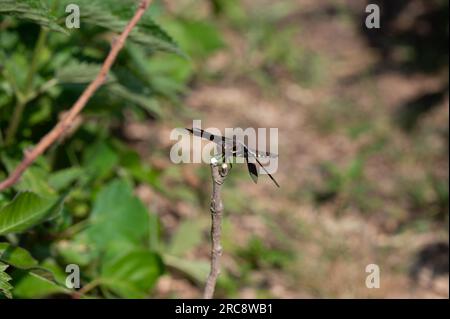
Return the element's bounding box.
[0,0,448,299]
[0,0,211,299]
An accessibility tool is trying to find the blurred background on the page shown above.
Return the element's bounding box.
[0,0,448,298]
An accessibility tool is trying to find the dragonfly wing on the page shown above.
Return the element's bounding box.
[185,128,226,145]
[245,146,278,159]
[244,150,258,184]
[245,147,280,188]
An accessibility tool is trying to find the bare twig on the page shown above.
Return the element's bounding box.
[203,162,229,299]
[0,0,153,192]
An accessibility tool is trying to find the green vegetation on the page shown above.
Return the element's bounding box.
[0,0,193,299]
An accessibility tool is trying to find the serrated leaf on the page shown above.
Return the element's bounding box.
[0,0,68,34]
[59,0,182,55]
[0,261,13,299]
[12,259,68,298]
[0,192,64,235]
[0,243,38,269]
[100,249,164,299]
[56,61,116,84]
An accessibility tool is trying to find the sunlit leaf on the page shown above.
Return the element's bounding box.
[86,179,150,251]
[0,261,13,299]
[0,192,64,235]
[100,249,164,298]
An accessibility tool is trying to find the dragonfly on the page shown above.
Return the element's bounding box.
[186,128,280,188]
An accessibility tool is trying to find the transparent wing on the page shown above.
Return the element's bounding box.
[245,146,278,159]
[185,128,227,145]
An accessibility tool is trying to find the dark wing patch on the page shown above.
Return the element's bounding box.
[185,128,226,145]
[244,149,259,184]
[247,147,280,188]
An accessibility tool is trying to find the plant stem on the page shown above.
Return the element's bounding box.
[5,28,48,145]
[203,162,229,299]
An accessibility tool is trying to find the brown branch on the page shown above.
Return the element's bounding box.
[203,162,229,299]
[0,0,153,192]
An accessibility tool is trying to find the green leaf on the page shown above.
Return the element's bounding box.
[126,46,190,105]
[60,0,182,55]
[56,61,117,84]
[119,149,162,189]
[16,166,55,195]
[0,192,64,235]
[1,155,55,196]
[48,167,84,190]
[0,243,38,269]
[100,249,164,298]
[82,141,119,180]
[1,50,29,94]
[83,141,119,175]
[0,261,13,299]
[86,179,150,251]
[146,55,192,91]
[107,83,162,117]
[57,61,162,117]
[0,0,68,34]
[164,19,224,57]
[12,259,68,298]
